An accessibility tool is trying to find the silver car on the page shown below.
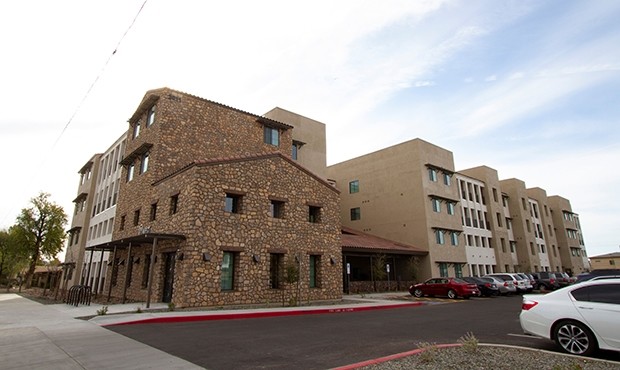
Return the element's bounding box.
[483,275,517,295]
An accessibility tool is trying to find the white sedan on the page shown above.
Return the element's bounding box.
[519,278,620,356]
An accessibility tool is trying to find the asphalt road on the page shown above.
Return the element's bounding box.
[107,295,619,369]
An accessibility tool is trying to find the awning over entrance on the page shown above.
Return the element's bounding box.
[341,227,426,256]
[85,233,186,251]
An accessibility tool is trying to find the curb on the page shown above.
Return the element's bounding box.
[332,343,462,370]
[102,301,424,326]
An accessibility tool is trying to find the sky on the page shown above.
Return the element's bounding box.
[0,0,619,259]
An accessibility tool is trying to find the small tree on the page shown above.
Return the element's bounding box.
[405,256,421,282]
[372,254,387,291]
[0,227,29,289]
[284,257,300,306]
[14,193,68,288]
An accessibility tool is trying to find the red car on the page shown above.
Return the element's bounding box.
[409,277,480,299]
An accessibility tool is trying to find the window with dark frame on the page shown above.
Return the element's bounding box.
[349,180,359,193]
[270,200,285,218]
[221,251,235,291]
[146,105,156,127]
[308,206,321,223]
[264,126,279,146]
[133,121,141,139]
[170,194,179,215]
[140,152,149,174]
[350,207,361,221]
[150,203,157,221]
[309,255,320,288]
[133,209,140,226]
[269,253,283,289]
[225,193,242,213]
[119,215,126,231]
[127,162,135,182]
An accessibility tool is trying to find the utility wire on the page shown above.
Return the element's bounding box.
[51,0,149,150]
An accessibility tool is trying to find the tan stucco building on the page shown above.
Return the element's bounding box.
[589,252,620,270]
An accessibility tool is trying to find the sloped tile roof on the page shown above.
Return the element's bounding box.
[341,227,426,255]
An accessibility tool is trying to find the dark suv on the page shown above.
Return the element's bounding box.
[575,269,620,283]
[532,272,560,290]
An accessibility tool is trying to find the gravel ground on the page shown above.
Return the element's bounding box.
[359,344,620,370]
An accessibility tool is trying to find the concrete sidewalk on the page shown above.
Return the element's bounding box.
[0,292,414,369]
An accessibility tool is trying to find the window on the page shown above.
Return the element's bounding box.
[309,255,320,288]
[133,121,141,138]
[571,284,620,305]
[140,152,149,174]
[443,173,451,186]
[349,180,359,194]
[150,203,157,221]
[146,105,156,127]
[309,206,321,223]
[270,200,285,219]
[221,252,235,291]
[269,254,283,289]
[431,198,441,213]
[506,218,511,230]
[450,232,459,246]
[120,215,126,231]
[510,241,516,253]
[292,144,298,160]
[439,263,448,277]
[428,168,437,182]
[350,207,361,221]
[169,194,179,215]
[435,229,445,245]
[530,242,535,255]
[264,126,279,146]
[500,238,506,253]
[225,193,242,213]
[447,202,455,215]
[496,213,502,227]
[133,209,140,226]
[454,264,462,278]
[127,162,135,182]
[492,188,498,202]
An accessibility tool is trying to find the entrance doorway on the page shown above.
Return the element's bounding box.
[162,252,176,303]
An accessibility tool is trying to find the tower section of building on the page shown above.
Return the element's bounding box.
[548,195,589,274]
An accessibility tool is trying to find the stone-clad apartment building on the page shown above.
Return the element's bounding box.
[64,88,589,306]
[65,88,342,307]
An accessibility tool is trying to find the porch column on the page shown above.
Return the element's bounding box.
[146,237,158,308]
[122,242,132,304]
[85,250,94,287]
[107,246,117,302]
[95,249,105,295]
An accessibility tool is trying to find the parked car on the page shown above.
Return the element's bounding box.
[575,269,620,283]
[555,272,572,287]
[532,272,560,291]
[520,279,620,355]
[486,273,525,294]
[516,273,534,292]
[484,275,517,295]
[409,277,480,299]
[463,276,499,297]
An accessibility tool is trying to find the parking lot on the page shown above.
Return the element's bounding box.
[106,293,620,370]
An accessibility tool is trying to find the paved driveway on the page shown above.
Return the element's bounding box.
[107,295,619,369]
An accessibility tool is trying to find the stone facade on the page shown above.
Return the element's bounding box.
[105,88,341,307]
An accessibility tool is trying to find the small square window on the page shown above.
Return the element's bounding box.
[309,206,321,223]
[349,180,359,194]
[264,126,279,146]
[270,200,285,218]
[350,207,361,221]
[225,193,242,213]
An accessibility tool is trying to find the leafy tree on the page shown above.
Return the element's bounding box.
[0,227,29,286]
[13,192,67,288]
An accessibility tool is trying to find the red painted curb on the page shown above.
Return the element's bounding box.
[332,343,462,370]
[103,302,423,326]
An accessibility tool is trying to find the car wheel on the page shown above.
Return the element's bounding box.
[447,289,457,299]
[553,320,597,356]
[413,289,423,298]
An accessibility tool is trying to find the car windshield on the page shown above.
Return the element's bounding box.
[452,278,468,284]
